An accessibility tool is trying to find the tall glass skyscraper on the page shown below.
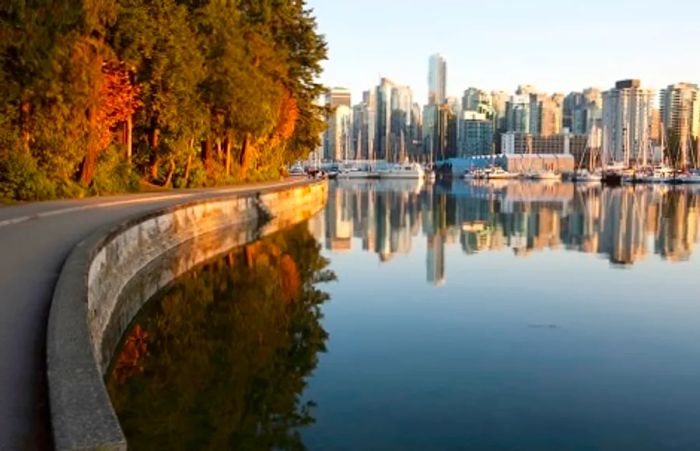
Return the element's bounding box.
[428,53,446,106]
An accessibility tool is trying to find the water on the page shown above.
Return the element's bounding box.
[108,179,700,450]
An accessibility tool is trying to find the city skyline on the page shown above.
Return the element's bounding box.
[308,0,700,104]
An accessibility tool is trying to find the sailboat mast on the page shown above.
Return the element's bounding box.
[660,122,666,165]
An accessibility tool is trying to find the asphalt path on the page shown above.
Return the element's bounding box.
[0,179,308,450]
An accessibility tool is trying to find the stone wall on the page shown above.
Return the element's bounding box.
[47,180,328,451]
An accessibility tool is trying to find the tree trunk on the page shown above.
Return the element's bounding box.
[239,133,252,179]
[163,158,176,187]
[149,127,159,149]
[225,137,232,176]
[150,158,159,180]
[202,137,213,173]
[149,127,160,180]
[19,98,31,153]
[125,116,133,164]
[184,139,193,186]
[79,105,100,186]
[79,147,98,186]
[216,138,222,160]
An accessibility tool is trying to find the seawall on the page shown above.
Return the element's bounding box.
[46,179,328,450]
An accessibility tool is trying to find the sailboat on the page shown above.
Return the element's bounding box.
[572,129,602,183]
[674,134,700,184]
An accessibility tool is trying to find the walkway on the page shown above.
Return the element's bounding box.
[0,179,308,450]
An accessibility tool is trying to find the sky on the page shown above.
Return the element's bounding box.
[306,0,700,104]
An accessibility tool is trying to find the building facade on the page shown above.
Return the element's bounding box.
[501,130,586,156]
[375,78,394,161]
[660,82,700,165]
[602,80,654,166]
[506,94,531,133]
[428,53,447,105]
[324,87,353,160]
[457,111,493,157]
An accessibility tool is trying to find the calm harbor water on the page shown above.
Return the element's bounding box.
[109,179,700,450]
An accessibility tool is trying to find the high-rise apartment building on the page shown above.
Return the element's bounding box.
[326,105,352,160]
[564,88,602,135]
[506,94,531,133]
[538,94,564,137]
[375,78,395,161]
[324,87,353,160]
[390,85,414,162]
[428,53,447,105]
[490,91,509,127]
[325,87,351,108]
[602,80,654,165]
[422,105,438,160]
[410,102,423,157]
[457,111,493,157]
[462,88,491,112]
[660,82,700,164]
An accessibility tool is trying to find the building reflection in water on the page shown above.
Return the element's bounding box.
[320,180,700,285]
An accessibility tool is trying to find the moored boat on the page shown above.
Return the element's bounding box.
[525,169,561,180]
[379,162,425,179]
[486,167,519,180]
[571,169,602,183]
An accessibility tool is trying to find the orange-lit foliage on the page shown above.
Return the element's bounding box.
[97,61,140,149]
[81,60,140,185]
[111,324,149,385]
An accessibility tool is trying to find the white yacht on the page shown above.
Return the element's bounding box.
[338,167,371,179]
[379,162,425,179]
[677,170,700,184]
[571,169,602,183]
[526,169,561,180]
[636,165,674,184]
[486,167,519,180]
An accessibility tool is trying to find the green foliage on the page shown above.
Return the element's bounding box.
[0,152,55,200]
[90,145,139,195]
[0,0,327,199]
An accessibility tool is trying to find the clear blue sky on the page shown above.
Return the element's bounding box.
[307,0,700,104]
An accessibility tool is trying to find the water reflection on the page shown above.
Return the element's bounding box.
[314,180,700,285]
[107,223,335,450]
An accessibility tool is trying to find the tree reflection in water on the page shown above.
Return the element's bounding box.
[107,222,335,450]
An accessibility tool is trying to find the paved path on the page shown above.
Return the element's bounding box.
[0,179,308,450]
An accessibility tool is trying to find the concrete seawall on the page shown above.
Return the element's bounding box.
[46,180,328,451]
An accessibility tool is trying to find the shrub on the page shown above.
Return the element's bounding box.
[90,146,140,196]
[0,152,56,201]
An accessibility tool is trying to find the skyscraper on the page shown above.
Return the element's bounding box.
[537,94,564,137]
[428,53,447,105]
[564,88,602,135]
[506,94,531,133]
[375,78,395,161]
[462,87,491,112]
[660,82,700,165]
[602,80,654,166]
[351,90,377,160]
[457,111,493,157]
[390,85,413,162]
[324,87,353,160]
[325,87,351,108]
